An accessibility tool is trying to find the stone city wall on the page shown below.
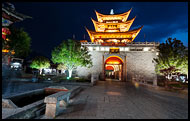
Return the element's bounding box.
[76,48,158,82]
[76,51,103,80]
[125,51,157,82]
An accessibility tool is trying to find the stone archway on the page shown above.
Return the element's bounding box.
[104,56,124,81]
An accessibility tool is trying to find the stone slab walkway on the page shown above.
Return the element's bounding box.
[55,80,188,119]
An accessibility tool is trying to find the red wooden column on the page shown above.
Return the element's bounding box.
[121,63,124,81]
[102,55,105,81]
[123,56,127,81]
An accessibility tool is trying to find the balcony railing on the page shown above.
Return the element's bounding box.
[81,42,160,46]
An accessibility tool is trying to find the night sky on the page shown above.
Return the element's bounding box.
[12,2,188,58]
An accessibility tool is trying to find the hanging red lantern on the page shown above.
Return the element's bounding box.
[2,28,11,40]
[2,34,6,40]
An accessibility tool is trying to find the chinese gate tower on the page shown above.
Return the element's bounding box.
[86,8,143,43]
[76,8,159,86]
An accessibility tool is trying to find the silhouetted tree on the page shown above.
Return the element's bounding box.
[7,27,31,58]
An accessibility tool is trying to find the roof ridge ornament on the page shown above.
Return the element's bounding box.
[110,9,114,15]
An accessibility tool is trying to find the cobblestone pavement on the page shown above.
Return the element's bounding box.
[56,80,188,119]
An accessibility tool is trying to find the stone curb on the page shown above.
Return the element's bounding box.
[2,99,44,119]
[2,86,83,119]
[137,81,188,95]
[60,82,92,86]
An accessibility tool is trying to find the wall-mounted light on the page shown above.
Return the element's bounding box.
[105,47,109,51]
[96,47,99,51]
[88,47,93,51]
[101,47,105,51]
[125,47,129,51]
[143,47,149,51]
[120,47,124,51]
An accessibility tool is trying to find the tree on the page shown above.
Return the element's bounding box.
[51,39,92,78]
[30,56,50,75]
[177,48,188,78]
[153,38,188,86]
[57,63,67,74]
[6,27,31,58]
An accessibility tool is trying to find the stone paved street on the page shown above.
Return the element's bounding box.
[56,80,188,119]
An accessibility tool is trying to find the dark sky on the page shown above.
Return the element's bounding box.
[12,2,188,58]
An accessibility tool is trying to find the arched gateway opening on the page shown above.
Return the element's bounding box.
[104,56,123,81]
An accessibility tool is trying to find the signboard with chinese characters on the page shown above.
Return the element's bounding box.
[109,48,120,54]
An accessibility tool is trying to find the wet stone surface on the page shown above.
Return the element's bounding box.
[55,81,188,119]
[2,80,74,98]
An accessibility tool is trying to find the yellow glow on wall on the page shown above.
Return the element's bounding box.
[105,30,119,32]
[2,49,15,54]
[121,39,127,42]
[105,56,124,63]
[106,61,120,64]
[91,36,94,41]
[97,39,104,43]
[2,49,9,53]
[105,56,124,65]
[113,39,118,43]
[110,47,119,49]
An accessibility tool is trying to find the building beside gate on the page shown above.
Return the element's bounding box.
[2,2,31,65]
[76,9,159,85]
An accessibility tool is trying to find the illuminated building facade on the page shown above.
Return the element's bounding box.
[76,9,159,86]
[86,8,143,43]
[2,3,31,65]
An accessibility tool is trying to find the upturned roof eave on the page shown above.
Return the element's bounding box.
[91,16,136,25]
[88,25,143,35]
[2,7,32,21]
[96,8,132,17]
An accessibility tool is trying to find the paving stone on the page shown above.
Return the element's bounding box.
[55,81,188,119]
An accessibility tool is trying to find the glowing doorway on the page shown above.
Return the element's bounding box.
[105,56,123,81]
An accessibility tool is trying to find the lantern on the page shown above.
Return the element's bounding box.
[2,28,11,40]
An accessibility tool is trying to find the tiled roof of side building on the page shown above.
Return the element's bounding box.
[2,3,32,21]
